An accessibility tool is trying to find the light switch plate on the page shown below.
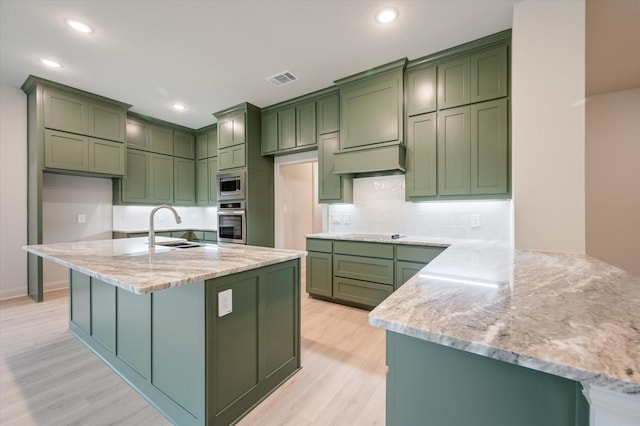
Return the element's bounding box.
[77,214,86,224]
[218,289,232,317]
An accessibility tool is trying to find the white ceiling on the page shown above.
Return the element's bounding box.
[0,0,519,129]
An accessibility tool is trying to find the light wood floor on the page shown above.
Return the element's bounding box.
[0,280,386,425]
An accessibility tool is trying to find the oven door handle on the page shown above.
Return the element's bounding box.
[218,210,245,215]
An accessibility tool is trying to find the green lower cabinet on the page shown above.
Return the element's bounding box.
[306,251,333,298]
[386,331,589,426]
[333,276,393,308]
[67,260,300,426]
[395,261,427,290]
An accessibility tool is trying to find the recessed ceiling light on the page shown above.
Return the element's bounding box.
[65,18,94,34]
[39,58,63,69]
[173,104,186,111]
[375,7,398,24]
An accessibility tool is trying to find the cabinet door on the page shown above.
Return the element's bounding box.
[196,133,208,160]
[218,110,245,148]
[89,138,125,176]
[278,107,296,150]
[306,251,333,298]
[470,45,508,103]
[406,113,437,199]
[174,158,195,205]
[406,66,437,116]
[88,103,126,142]
[317,93,339,134]
[208,156,218,204]
[43,129,89,172]
[318,132,352,203]
[122,149,150,203]
[150,153,174,203]
[126,118,149,151]
[471,99,508,195]
[70,270,91,333]
[117,288,151,379]
[438,57,470,109]
[174,131,195,159]
[296,101,316,147]
[196,158,209,205]
[148,124,173,155]
[91,278,116,352]
[43,88,88,135]
[207,127,218,157]
[438,106,471,195]
[340,69,403,149]
[261,110,278,154]
[218,145,246,170]
[395,261,427,290]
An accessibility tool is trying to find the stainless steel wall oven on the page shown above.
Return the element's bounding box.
[217,201,246,244]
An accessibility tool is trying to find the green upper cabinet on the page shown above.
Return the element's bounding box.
[218,109,245,149]
[174,130,195,159]
[438,106,471,196]
[207,157,218,204]
[148,124,173,155]
[261,110,278,155]
[278,107,297,150]
[337,60,405,150]
[196,158,209,205]
[207,126,218,158]
[406,66,437,116]
[89,138,125,176]
[296,100,316,147]
[126,117,149,150]
[196,124,218,159]
[405,113,437,199]
[316,92,339,135]
[218,144,246,170]
[318,132,352,204]
[260,96,320,156]
[196,133,208,160]
[471,99,508,195]
[174,157,196,205]
[470,45,508,104]
[120,149,150,203]
[88,102,126,142]
[437,57,470,110]
[150,153,174,203]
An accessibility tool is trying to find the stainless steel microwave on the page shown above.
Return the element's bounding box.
[216,171,245,201]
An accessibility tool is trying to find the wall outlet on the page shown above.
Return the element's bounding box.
[332,215,341,224]
[342,214,350,225]
[218,289,232,317]
[77,214,86,224]
[470,215,481,229]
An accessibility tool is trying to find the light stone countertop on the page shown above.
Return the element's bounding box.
[307,233,640,395]
[24,237,306,295]
[112,227,217,234]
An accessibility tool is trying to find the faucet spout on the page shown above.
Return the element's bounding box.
[149,205,182,248]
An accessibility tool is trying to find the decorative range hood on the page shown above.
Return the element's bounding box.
[333,143,406,176]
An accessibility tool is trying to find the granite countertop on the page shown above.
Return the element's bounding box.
[305,232,452,247]
[24,237,306,295]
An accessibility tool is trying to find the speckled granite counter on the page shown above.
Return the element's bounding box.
[323,233,640,396]
[24,237,306,295]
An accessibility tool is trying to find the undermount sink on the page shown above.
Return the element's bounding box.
[155,241,203,249]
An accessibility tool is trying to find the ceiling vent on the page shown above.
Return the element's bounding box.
[266,71,298,86]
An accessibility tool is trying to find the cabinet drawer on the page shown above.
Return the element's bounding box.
[333,276,393,308]
[396,245,445,263]
[306,238,332,253]
[334,254,394,285]
[333,241,393,259]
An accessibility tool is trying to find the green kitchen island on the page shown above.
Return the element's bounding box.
[24,238,306,426]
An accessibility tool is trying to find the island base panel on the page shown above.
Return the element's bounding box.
[386,331,589,426]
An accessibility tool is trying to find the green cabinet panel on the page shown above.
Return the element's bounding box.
[218,109,245,149]
[405,113,437,199]
[261,110,278,155]
[148,124,173,155]
[318,132,353,204]
[196,133,208,160]
[406,66,437,116]
[306,251,333,298]
[296,100,316,147]
[339,67,404,149]
[386,331,589,426]
[91,278,116,352]
[264,266,297,376]
[278,107,296,150]
[44,88,88,135]
[471,99,508,195]
[70,270,90,333]
[470,45,508,104]
[333,240,394,259]
[334,254,394,285]
[116,288,151,379]
[207,127,218,158]
[396,245,445,263]
[316,92,339,135]
[438,106,471,195]
[333,276,393,307]
[306,238,332,253]
[152,282,205,419]
[437,57,470,109]
[44,129,88,172]
[196,158,209,205]
[208,157,218,204]
[395,261,427,290]
[126,117,149,151]
[204,231,217,242]
[196,125,218,159]
[89,138,125,176]
[174,158,196,205]
[174,130,195,159]
[150,153,174,203]
[89,102,126,143]
[121,149,150,203]
[218,145,246,170]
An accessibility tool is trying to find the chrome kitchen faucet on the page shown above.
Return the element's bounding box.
[148,205,182,248]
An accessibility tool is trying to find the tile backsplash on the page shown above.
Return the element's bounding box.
[113,206,218,231]
[327,175,512,242]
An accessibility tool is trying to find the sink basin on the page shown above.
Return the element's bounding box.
[155,241,203,249]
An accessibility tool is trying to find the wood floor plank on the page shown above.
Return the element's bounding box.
[1,277,386,425]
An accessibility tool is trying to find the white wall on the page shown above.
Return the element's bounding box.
[512,0,586,253]
[328,175,512,242]
[0,83,28,299]
[586,88,640,275]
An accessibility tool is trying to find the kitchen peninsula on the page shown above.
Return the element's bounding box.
[24,238,306,426]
